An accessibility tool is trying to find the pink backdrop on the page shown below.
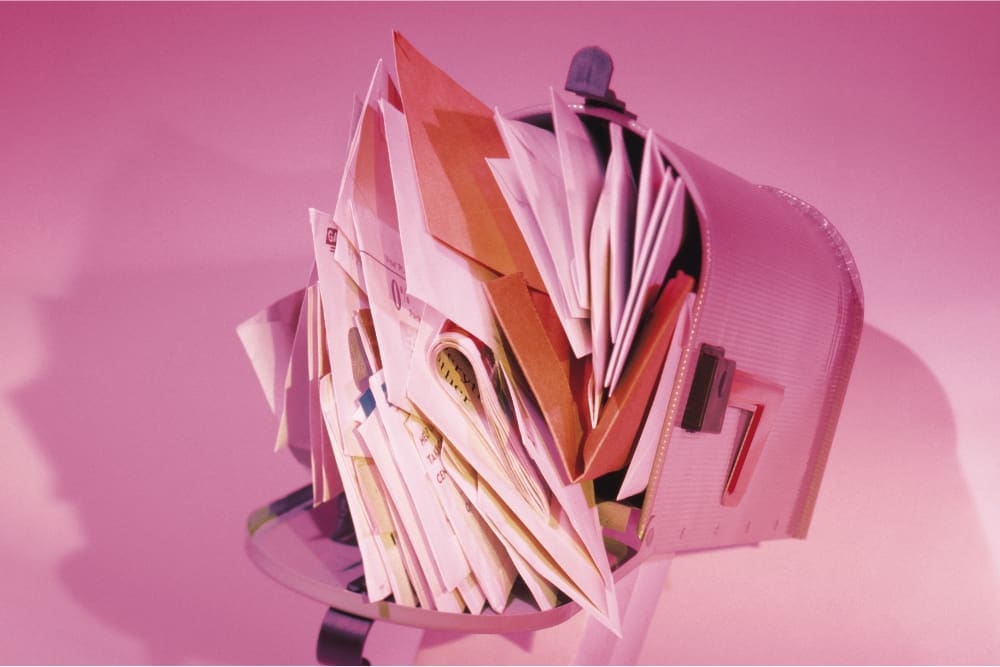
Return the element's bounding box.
[3,2,999,663]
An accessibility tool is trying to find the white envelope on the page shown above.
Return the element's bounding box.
[310,212,411,604]
[348,93,363,155]
[440,443,559,612]
[317,374,395,604]
[500,353,617,623]
[352,197,422,408]
[236,283,311,460]
[331,60,395,287]
[368,371,473,592]
[494,112,585,318]
[551,88,604,311]
[605,123,637,345]
[589,124,636,425]
[352,452,418,607]
[606,175,687,394]
[305,283,340,504]
[355,408,463,612]
[633,129,667,271]
[441,439,620,633]
[399,414,517,613]
[488,156,591,358]
[407,311,620,631]
[235,288,303,416]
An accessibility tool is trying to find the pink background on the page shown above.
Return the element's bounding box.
[3,2,999,663]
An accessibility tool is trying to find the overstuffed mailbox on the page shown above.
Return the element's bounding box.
[239,33,864,663]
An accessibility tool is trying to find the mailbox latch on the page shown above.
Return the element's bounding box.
[682,344,735,434]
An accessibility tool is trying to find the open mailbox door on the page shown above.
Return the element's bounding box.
[240,36,863,665]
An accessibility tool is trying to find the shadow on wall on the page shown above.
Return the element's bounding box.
[638,324,1000,665]
[10,126,326,664]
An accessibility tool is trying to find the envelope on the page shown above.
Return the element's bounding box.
[439,439,619,631]
[440,442,559,612]
[305,283,340,504]
[579,271,694,481]
[367,371,473,593]
[483,272,585,480]
[488,523,560,612]
[278,285,315,466]
[354,455,418,607]
[605,123,636,345]
[235,287,303,416]
[348,93,363,154]
[617,292,694,500]
[352,196,422,407]
[632,128,667,270]
[392,32,545,293]
[391,499,432,609]
[493,112,584,316]
[318,374,399,605]
[355,405,464,612]
[551,88,604,311]
[501,355,616,621]
[333,59,400,267]
[236,284,311,462]
[487,156,591,357]
[398,414,517,613]
[606,174,686,394]
[588,180,611,426]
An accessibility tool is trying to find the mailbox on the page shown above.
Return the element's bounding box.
[241,37,863,664]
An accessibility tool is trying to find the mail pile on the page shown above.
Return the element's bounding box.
[239,34,696,632]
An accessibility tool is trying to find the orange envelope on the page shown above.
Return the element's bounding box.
[393,32,545,293]
[579,272,694,481]
[484,272,585,480]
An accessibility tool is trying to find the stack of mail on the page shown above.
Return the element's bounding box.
[238,33,696,633]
